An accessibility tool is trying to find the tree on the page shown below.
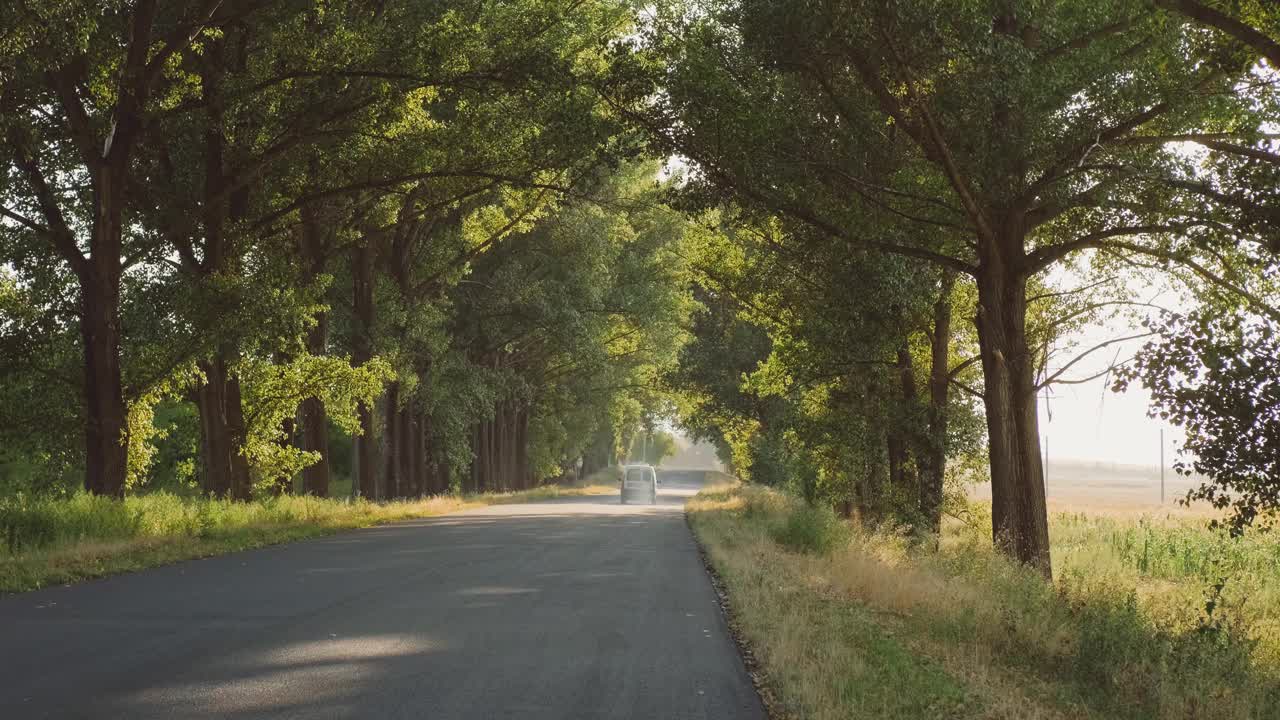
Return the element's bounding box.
[2,2,234,497]
[1117,308,1280,536]
[615,0,1277,575]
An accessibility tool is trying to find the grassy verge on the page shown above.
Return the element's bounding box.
[687,484,1280,720]
[0,483,615,593]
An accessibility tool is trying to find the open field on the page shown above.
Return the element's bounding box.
[969,458,1214,517]
[688,483,1280,720]
[0,484,616,594]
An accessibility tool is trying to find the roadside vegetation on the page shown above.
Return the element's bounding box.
[2,2,689,561]
[0,482,616,594]
[690,484,1280,720]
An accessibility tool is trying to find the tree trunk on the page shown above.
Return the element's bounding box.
[71,144,133,499]
[858,430,886,521]
[352,238,377,499]
[195,360,233,498]
[297,198,333,497]
[919,269,956,534]
[225,372,252,501]
[421,414,438,494]
[80,267,130,498]
[300,313,330,497]
[470,424,480,494]
[383,383,400,499]
[435,440,450,495]
[518,408,531,489]
[398,403,414,497]
[299,395,328,497]
[194,353,251,500]
[473,421,489,493]
[412,410,425,497]
[495,402,508,491]
[886,431,907,493]
[897,342,920,492]
[975,242,1051,577]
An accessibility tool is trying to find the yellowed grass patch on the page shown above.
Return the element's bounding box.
[689,484,1279,720]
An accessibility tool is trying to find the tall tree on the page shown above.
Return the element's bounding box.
[617,0,1276,575]
[2,2,240,497]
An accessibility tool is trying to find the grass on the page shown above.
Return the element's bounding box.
[687,484,1280,720]
[0,483,616,594]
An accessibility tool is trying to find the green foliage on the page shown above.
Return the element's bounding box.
[125,365,204,490]
[238,354,393,488]
[144,401,202,492]
[1117,309,1280,535]
[769,502,850,556]
[626,430,678,466]
[2,0,654,502]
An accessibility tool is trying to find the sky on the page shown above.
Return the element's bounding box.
[1038,365,1177,468]
[1035,267,1184,469]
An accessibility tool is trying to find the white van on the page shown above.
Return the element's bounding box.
[620,464,658,504]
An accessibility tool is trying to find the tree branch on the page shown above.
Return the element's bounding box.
[949,377,984,400]
[8,135,88,277]
[1155,0,1280,69]
[1038,332,1153,389]
[1026,224,1205,272]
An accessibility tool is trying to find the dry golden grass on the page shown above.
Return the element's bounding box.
[689,486,1068,720]
[688,484,1280,720]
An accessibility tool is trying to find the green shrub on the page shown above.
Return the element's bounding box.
[771,502,850,555]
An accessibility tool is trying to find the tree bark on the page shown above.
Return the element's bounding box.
[80,266,129,498]
[352,237,377,499]
[975,233,1051,577]
[515,407,530,489]
[887,342,914,495]
[384,382,401,499]
[300,311,330,497]
[896,341,920,486]
[195,360,232,498]
[412,410,425,498]
[398,403,414,497]
[858,424,887,520]
[919,269,956,534]
[194,352,252,500]
[496,401,509,491]
[74,5,160,498]
[297,199,332,497]
[225,371,252,501]
[435,439,451,495]
[473,421,489,493]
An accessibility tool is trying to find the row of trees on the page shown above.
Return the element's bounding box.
[1,2,689,502]
[624,0,1280,576]
[4,1,1278,582]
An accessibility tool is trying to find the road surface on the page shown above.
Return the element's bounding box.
[0,470,765,719]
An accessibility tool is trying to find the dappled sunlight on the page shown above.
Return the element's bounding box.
[116,633,442,718]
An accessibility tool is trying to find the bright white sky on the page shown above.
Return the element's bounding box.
[1037,266,1184,468]
[1039,362,1177,467]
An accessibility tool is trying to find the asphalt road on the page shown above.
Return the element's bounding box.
[0,470,766,719]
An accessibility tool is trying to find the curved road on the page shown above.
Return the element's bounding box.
[0,470,765,719]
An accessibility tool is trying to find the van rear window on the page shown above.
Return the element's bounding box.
[626,468,648,484]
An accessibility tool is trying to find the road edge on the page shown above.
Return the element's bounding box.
[684,507,782,720]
